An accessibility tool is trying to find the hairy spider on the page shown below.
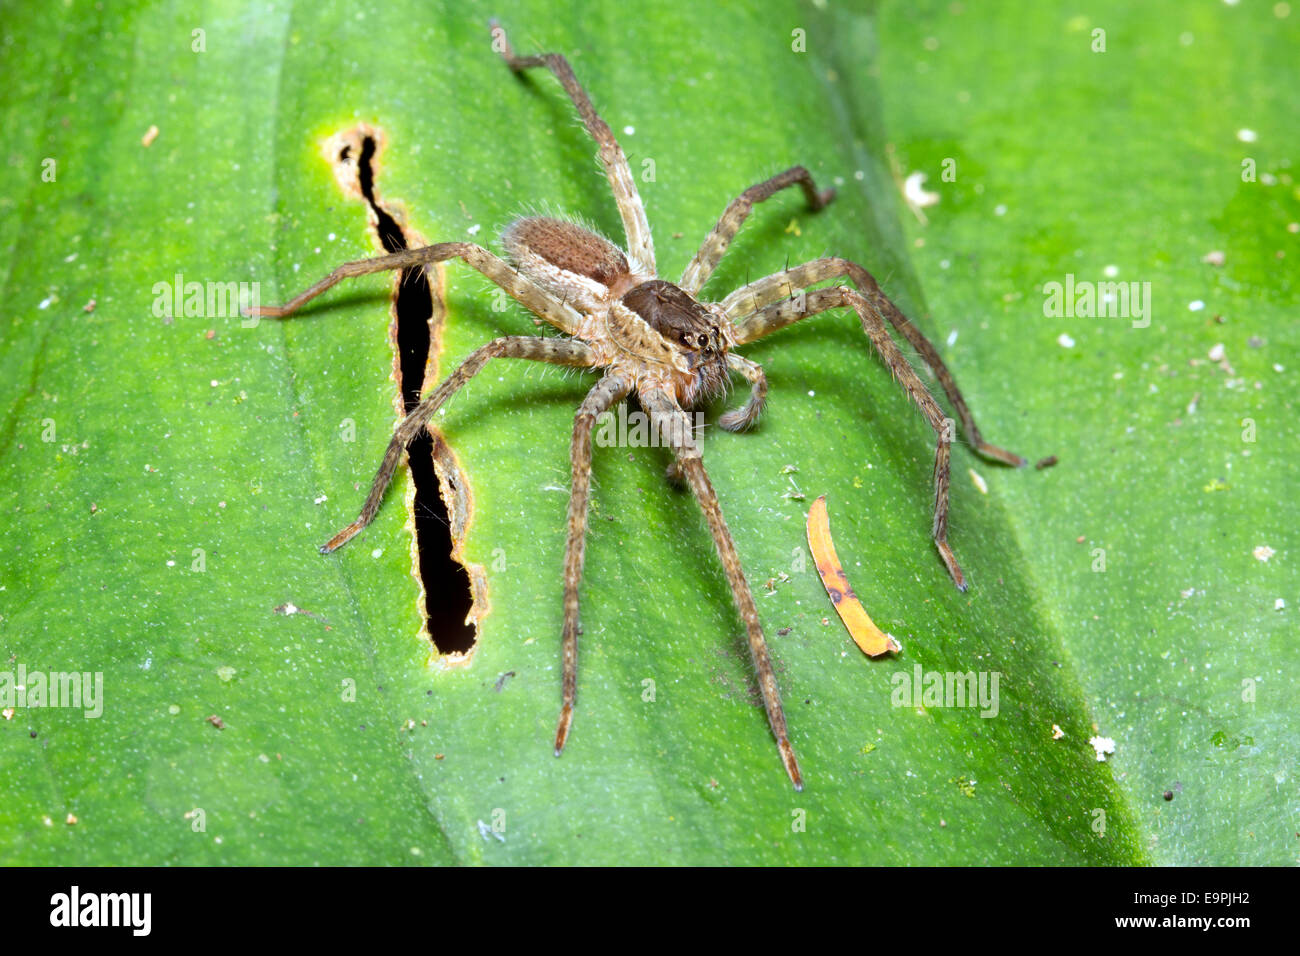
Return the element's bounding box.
[247,23,1025,791]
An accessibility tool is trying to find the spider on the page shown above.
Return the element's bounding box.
[247,23,1025,791]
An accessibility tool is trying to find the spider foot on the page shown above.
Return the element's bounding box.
[811,186,836,211]
[242,303,288,318]
[779,737,804,792]
[554,704,573,755]
[320,519,365,554]
[935,540,968,592]
[718,406,759,432]
[976,441,1027,468]
[717,411,745,433]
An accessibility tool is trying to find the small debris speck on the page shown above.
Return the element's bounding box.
[1253,545,1275,562]
[1051,724,1065,740]
[1057,333,1075,348]
[1035,455,1058,470]
[903,172,939,209]
[1089,735,1116,761]
[141,125,159,147]
[1236,128,1258,143]
[969,469,988,494]
[1201,250,1225,266]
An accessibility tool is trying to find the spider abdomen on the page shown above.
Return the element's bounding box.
[502,216,633,307]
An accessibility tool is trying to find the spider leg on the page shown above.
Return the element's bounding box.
[725,256,1026,467]
[736,285,980,590]
[490,21,656,276]
[680,166,835,297]
[555,374,633,756]
[718,353,768,432]
[322,337,597,553]
[245,242,582,335]
[639,388,803,791]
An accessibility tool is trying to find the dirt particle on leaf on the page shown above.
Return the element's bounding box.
[1089,735,1116,761]
[951,777,976,797]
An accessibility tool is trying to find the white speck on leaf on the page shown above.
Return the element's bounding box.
[1089,735,1116,761]
[903,172,939,208]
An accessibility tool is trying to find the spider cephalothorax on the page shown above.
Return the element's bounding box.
[618,279,733,406]
[248,22,1024,791]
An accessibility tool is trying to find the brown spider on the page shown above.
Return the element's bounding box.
[247,23,1024,791]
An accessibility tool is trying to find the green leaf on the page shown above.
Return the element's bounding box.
[1,0,1290,865]
[870,0,1299,864]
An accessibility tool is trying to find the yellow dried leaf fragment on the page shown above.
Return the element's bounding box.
[806,495,900,657]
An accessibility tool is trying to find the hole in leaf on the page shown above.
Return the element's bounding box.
[354,134,476,655]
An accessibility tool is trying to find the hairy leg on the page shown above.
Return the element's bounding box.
[490,21,656,275]
[640,388,803,790]
[555,374,633,756]
[323,336,597,553]
[719,353,768,432]
[734,286,982,590]
[680,166,835,297]
[246,242,583,335]
[724,256,1025,467]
